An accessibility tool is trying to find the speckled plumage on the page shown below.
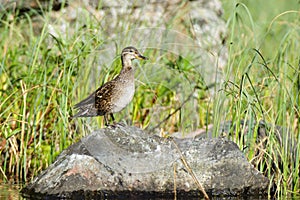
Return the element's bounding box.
[72,46,148,125]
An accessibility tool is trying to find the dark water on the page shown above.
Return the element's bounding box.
[0,184,24,200]
[1,184,299,200]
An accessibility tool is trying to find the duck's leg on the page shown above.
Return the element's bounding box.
[104,113,116,127]
[107,113,119,128]
[110,113,115,123]
[110,113,126,127]
[104,114,109,126]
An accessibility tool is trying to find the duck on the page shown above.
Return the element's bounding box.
[72,46,148,126]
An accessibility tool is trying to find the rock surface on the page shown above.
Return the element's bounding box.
[22,125,269,199]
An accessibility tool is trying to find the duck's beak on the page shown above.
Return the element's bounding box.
[136,53,148,60]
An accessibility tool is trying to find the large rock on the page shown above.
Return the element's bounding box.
[22,125,269,199]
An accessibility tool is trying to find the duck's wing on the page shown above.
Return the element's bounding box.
[72,90,97,118]
[74,91,96,109]
[72,80,117,117]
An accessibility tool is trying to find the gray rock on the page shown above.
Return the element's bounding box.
[22,125,269,199]
[0,0,66,12]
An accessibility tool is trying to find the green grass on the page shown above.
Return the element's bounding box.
[221,0,300,197]
[0,0,299,198]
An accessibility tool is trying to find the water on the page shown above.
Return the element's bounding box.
[1,183,298,199]
[0,184,24,200]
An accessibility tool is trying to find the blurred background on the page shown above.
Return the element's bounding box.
[0,0,299,198]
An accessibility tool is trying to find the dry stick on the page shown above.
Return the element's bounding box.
[0,166,8,181]
[173,162,177,200]
[151,83,213,198]
[36,69,64,126]
[149,88,195,132]
[20,80,27,181]
[149,83,213,132]
[172,139,210,200]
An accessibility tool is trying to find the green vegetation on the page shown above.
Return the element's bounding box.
[221,1,299,198]
[0,0,299,198]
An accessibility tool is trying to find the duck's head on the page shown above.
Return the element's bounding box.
[121,46,148,61]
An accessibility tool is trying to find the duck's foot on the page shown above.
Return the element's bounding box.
[106,121,126,129]
[113,121,126,127]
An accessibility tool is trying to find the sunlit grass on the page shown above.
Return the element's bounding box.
[221,0,299,197]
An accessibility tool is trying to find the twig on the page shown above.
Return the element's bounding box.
[172,139,210,200]
[149,88,195,132]
[149,83,214,132]
[173,162,177,200]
